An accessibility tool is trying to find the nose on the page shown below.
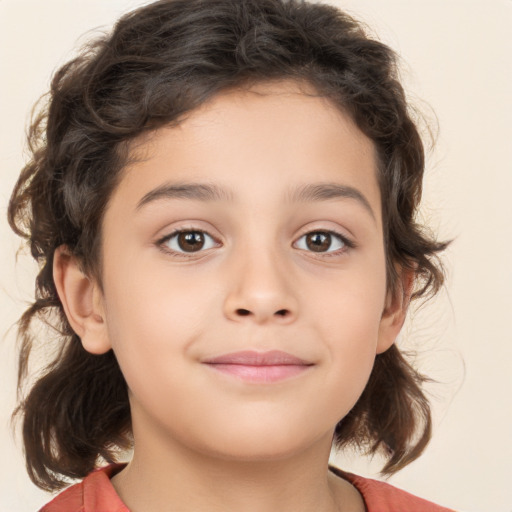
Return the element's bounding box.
[222,249,298,325]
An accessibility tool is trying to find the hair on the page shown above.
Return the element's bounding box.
[8,0,448,492]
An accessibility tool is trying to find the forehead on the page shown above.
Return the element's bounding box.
[113,80,381,222]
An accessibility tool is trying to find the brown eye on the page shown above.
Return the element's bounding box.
[177,231,205,252]
[295,231,348,254]
[306,232,332,252]
[163,230,217,253]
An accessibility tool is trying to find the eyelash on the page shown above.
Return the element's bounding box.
[156,228,355,259]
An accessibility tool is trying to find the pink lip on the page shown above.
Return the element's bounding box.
[203,350,313,383]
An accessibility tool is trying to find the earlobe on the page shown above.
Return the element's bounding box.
[53,245,112,354]
[376,267,415,354]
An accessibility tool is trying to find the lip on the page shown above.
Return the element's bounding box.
[202,350,313,383]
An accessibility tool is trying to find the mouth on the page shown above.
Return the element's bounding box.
[202,350,314,383]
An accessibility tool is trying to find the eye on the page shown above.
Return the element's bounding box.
[294,230,352,254]
[160,230,218,254]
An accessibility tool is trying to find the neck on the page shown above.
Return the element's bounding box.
[111,424,363,512]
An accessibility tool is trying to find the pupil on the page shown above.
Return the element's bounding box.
[178,232,204,252]
[307,232,331,252]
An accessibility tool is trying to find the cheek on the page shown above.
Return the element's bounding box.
[101,257,214,388]
[309,259,387,339]
[322,296,381,378]
[104,251,212,331]
[307,264,387,395]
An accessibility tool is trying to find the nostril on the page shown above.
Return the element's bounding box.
[233,308,291,318]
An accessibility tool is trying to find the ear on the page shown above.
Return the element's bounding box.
[53,245,111,354]
[376,266,415,354]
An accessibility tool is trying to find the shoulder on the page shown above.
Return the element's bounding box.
[330,467,456,512]
[39,464,128,512]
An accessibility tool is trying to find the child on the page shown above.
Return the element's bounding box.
[8,0,454,510]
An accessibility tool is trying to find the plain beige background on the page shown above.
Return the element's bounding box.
[1,1,510,511]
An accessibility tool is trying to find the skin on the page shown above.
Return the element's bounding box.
[54,80,410,512]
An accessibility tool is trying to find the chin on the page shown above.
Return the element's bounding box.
[197,421,328,463]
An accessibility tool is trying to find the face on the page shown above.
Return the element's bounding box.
[94,81,401,461]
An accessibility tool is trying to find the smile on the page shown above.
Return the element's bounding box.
[202,350,314,383]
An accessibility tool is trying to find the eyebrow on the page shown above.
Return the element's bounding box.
[136,181,375,220]
[288,182,375,220]
[136,182,234,210]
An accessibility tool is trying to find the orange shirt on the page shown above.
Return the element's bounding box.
[40,464,456,512]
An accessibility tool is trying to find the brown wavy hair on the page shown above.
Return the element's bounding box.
[8,0,448,491]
